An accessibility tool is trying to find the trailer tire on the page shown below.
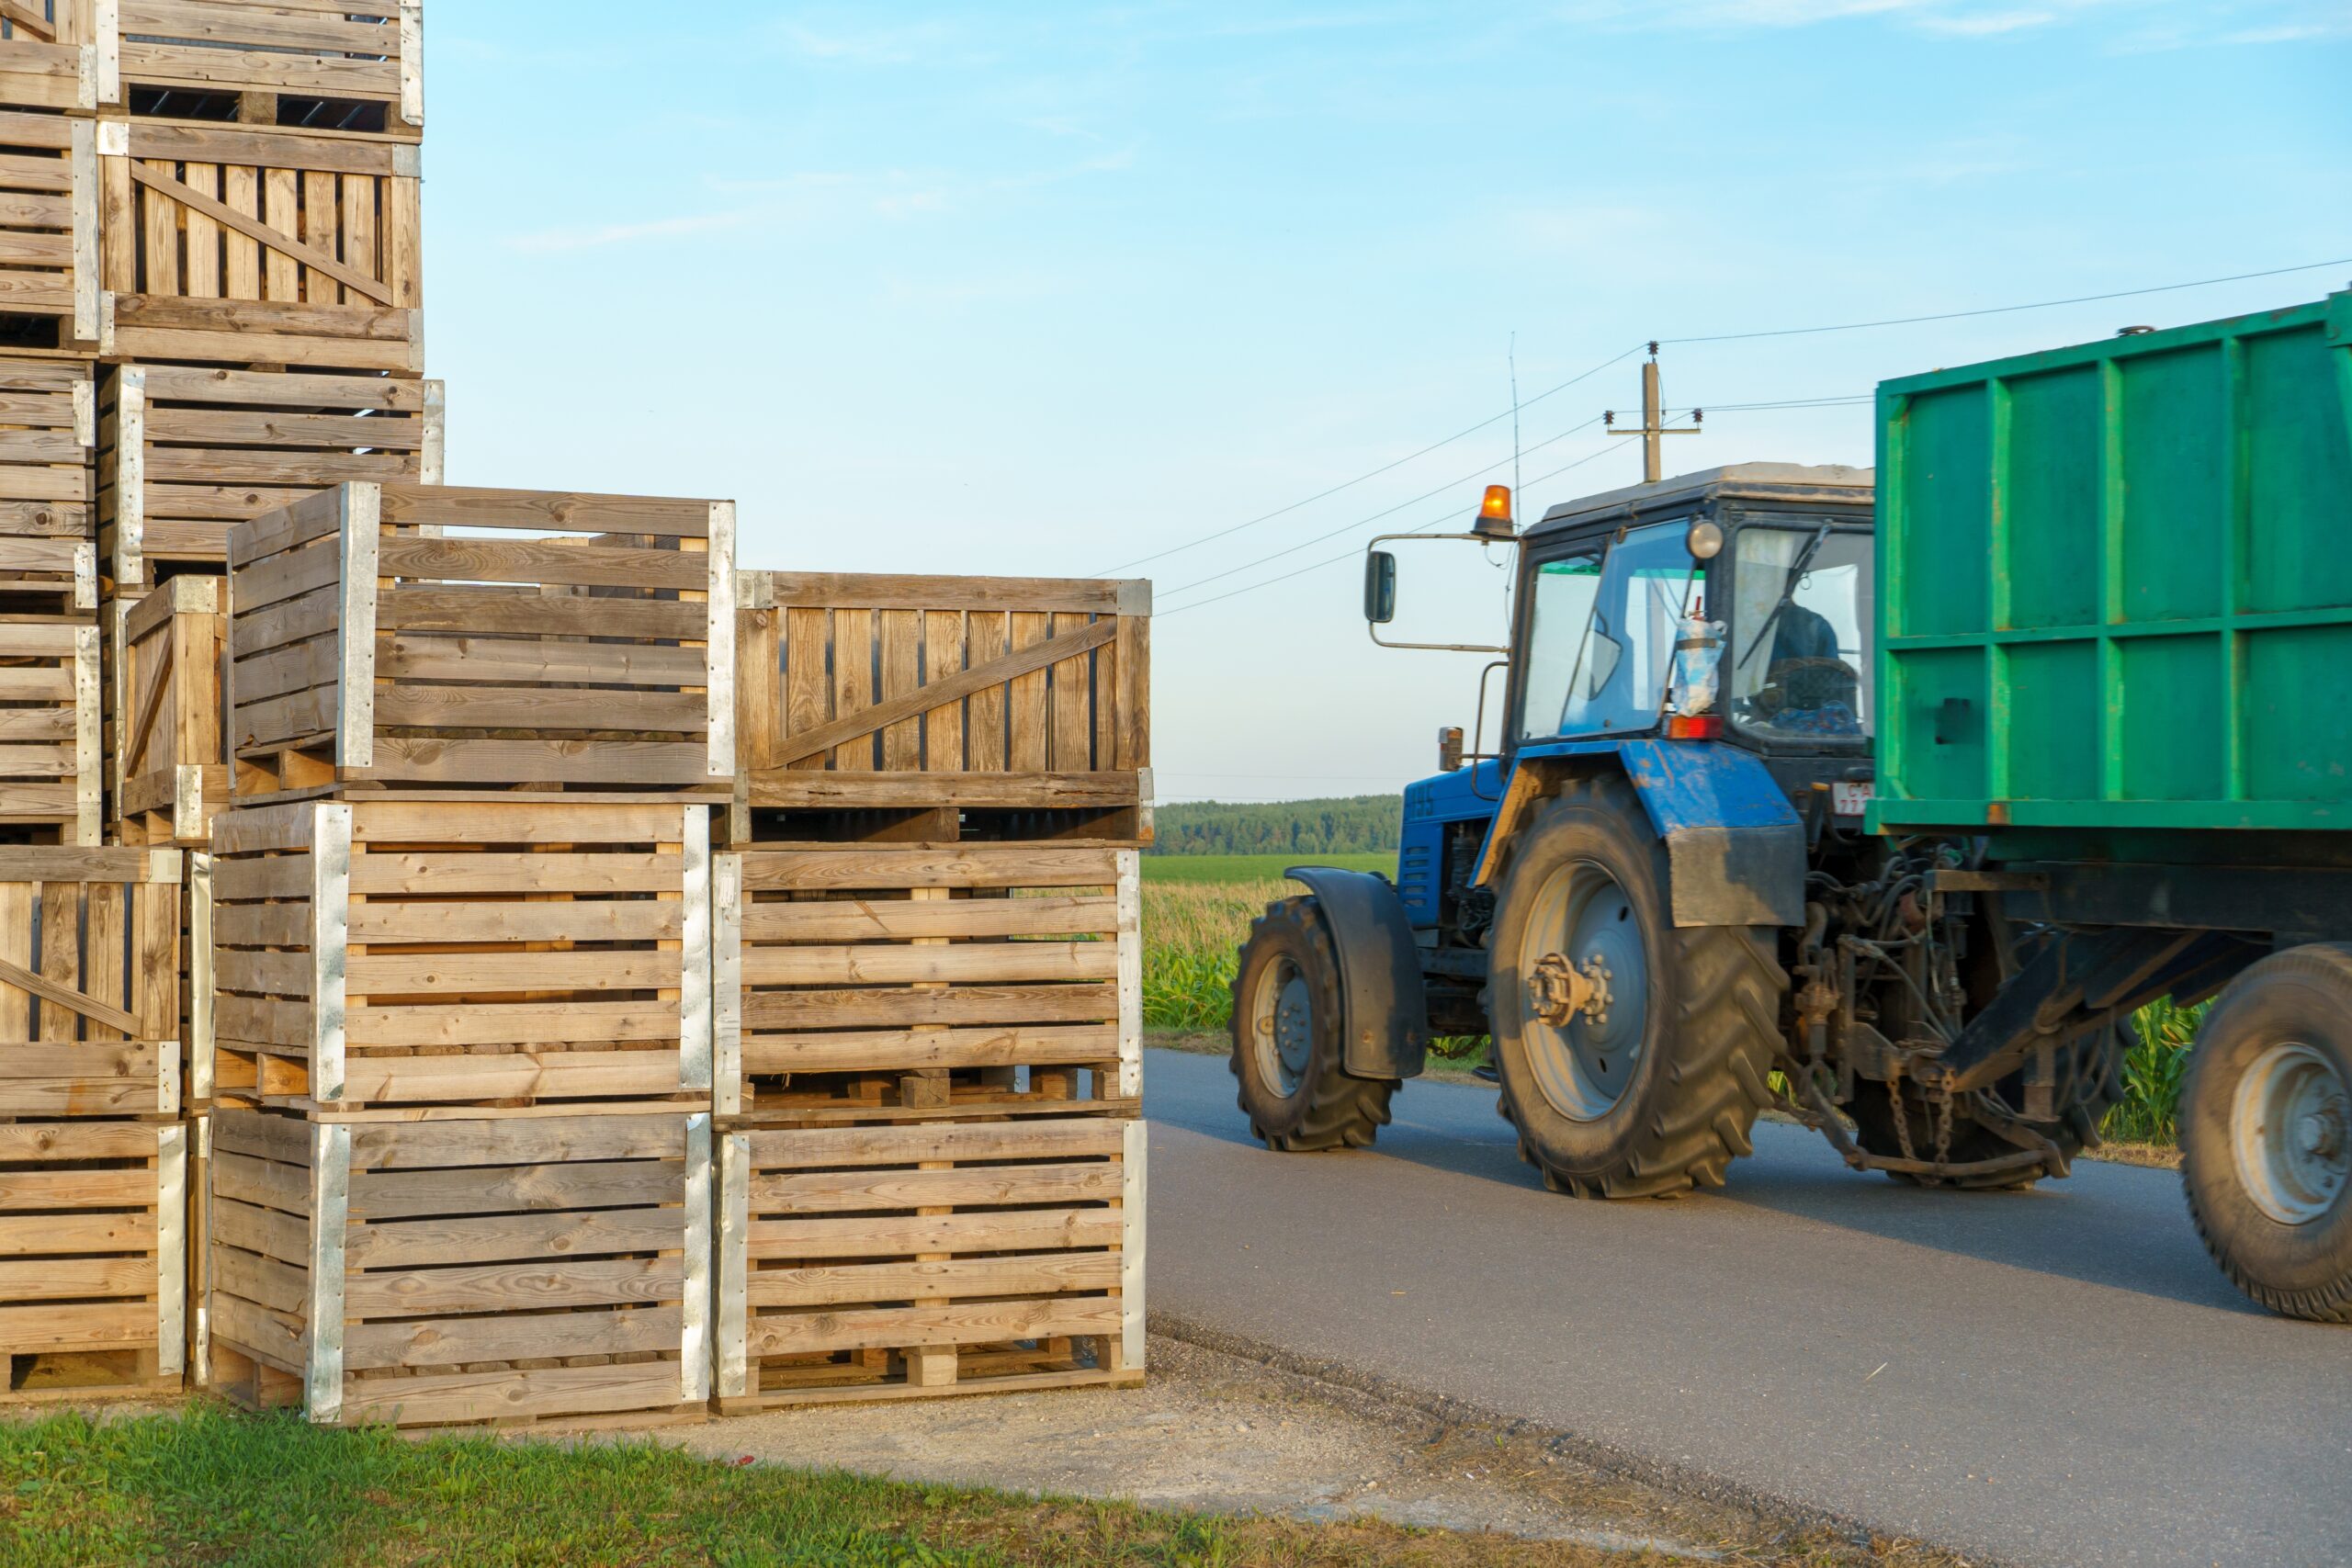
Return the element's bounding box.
[1486,778,1784,1199]
[1228,896,1396,1152]
[2180,945,2352,1323]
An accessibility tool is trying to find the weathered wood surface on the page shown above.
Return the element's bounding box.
[0,126,98,354]
[0,1121,186,1404]
[0,846,180,1114]
[97,366,442,591]
[107,576,229,846]
[718,847,1141,1117]
[0,355,96,564]
[207,1107,711,1430]
[208,798,711,1111]
[227,483,737,797]
[716,1115,1144,1410]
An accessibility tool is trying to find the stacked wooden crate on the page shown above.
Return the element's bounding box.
[715,572,1150,1410]
[0,847,187,1404]
[199,479,733,1429]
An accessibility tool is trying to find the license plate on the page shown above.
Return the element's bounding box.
[1831,782,1873,818]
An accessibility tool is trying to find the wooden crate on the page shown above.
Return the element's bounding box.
[0,1120,186,1404]
[0,615,99,842]
[97,121,422,372]
[228,482,737,799]
[107,575,226,845]
[0,359,96,613]
[716,847,1140,1120]
[0,6,98,113]
[99,365,443,592]
[101,1,423,140]
[736,572,1150,847]
[0,113,98,352]
[0,846,180,1115]
[716,1115,1143,1411]
[207,1107,713,1429]
[209,798,713,1112]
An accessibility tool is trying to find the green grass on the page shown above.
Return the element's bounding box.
[1140,852,1392,884]
[0,1404,1724,1568]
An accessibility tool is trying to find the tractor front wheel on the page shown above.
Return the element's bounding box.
[1487,777,1784,1198]
[1228,896,1397,1151]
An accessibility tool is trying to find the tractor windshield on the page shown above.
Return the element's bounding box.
[1520,521,1702,740]
[1727,524,1873,742]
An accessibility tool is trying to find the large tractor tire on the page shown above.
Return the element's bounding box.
[1485,777,1784,1199]
[1846,1020,2132,1191]
[2178,945,2352,1323]
[1227,896,1396,1151]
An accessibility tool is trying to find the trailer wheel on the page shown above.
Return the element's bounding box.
[1487,777,1784,1199]
[2180,945,2352,1323]
[1227,896,1396,1151]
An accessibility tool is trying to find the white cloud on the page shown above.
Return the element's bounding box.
[501,209,755,255]
[1550,0,2346,44]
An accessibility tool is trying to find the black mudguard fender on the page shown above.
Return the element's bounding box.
[1285,866,1432,1080]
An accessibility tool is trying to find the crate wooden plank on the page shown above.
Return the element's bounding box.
[0,847,179,1114]
[0,356,96,608]
[97,366,443,592]
[207,1108,711,1431]
[227,483,736,798]
[0,1122,186,1404]
[0,119,98,352]
[208,798,711,1111]
[0,616,101,842]
[735,571,1150,846]
[716,1116,1143,1411]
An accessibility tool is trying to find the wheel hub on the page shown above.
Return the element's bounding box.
[1528,953,1611,1028]
[2232,1042,2351,1226]
[1248,956,1314,1100]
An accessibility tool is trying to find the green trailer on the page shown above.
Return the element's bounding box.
[1871,290,2352,1319]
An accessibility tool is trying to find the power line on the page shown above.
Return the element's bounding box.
[1091,344,1645,574]
[1662,258,2351,346]
[1159,433,1650,616]
[1159,415,1606,597]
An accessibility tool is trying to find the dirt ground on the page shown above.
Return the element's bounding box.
[665,1328,1967,1566]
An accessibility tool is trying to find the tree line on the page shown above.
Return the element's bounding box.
[1151,795,1402,855]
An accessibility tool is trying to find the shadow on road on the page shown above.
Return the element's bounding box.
[1152,1054,2258,1316]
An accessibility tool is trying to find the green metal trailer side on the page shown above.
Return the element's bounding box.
[1870,289,2352,836]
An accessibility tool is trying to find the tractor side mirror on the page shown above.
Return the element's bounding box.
[1437,726,1464,773]
[1364,550,1397,625]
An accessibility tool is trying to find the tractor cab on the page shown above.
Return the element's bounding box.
[1507,464,1877,802]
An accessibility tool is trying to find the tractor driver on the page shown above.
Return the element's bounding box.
[1759,599,1862,736]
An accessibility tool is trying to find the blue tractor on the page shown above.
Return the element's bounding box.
[1229,463,2128,1198]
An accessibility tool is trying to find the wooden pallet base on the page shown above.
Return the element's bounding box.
[719,1359,1142,1415]
[211,1342,707,1432]
[3,1349,181,1405]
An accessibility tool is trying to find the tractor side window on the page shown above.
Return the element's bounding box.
[1517,554,1601,739]
[1552,522,1702,738]
[1728,525,1873,741]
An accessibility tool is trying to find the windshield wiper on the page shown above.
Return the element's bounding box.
[1739,522,1834,668]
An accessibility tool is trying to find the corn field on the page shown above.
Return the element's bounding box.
[1144,875,2204,1144]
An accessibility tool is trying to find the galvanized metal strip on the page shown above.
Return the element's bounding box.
[681,1113,713,1403]
[1121,1120,1147,1371]
[1115,850,1142,1101]
[399,0,424,128]
[187,850,213,1101]
[706,502,738,779]
[191,1115,210,1385]
[155,1123,187,1377]
[419,380,446,486]
[111,366,144,587]
[175,763,204,845]
[715,1132,749,1400]
[92,0,119,107]
[74,624,100,845]
[306,1122,350,1425]
[712,852,741,1115]
[680,806,713,1093]
[311,804,352,1103]
[336,486,381,771]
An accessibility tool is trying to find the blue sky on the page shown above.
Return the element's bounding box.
[424,2,2350,803]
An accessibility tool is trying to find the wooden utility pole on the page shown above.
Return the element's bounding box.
[1606,342,1702,483]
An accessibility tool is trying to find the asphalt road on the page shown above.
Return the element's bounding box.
[1142,1046,2352,1568]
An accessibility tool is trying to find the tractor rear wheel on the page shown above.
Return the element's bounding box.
[1486,778,1784,1199]
[1228,896,1396,1151]
[2179,944,2352,1322]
